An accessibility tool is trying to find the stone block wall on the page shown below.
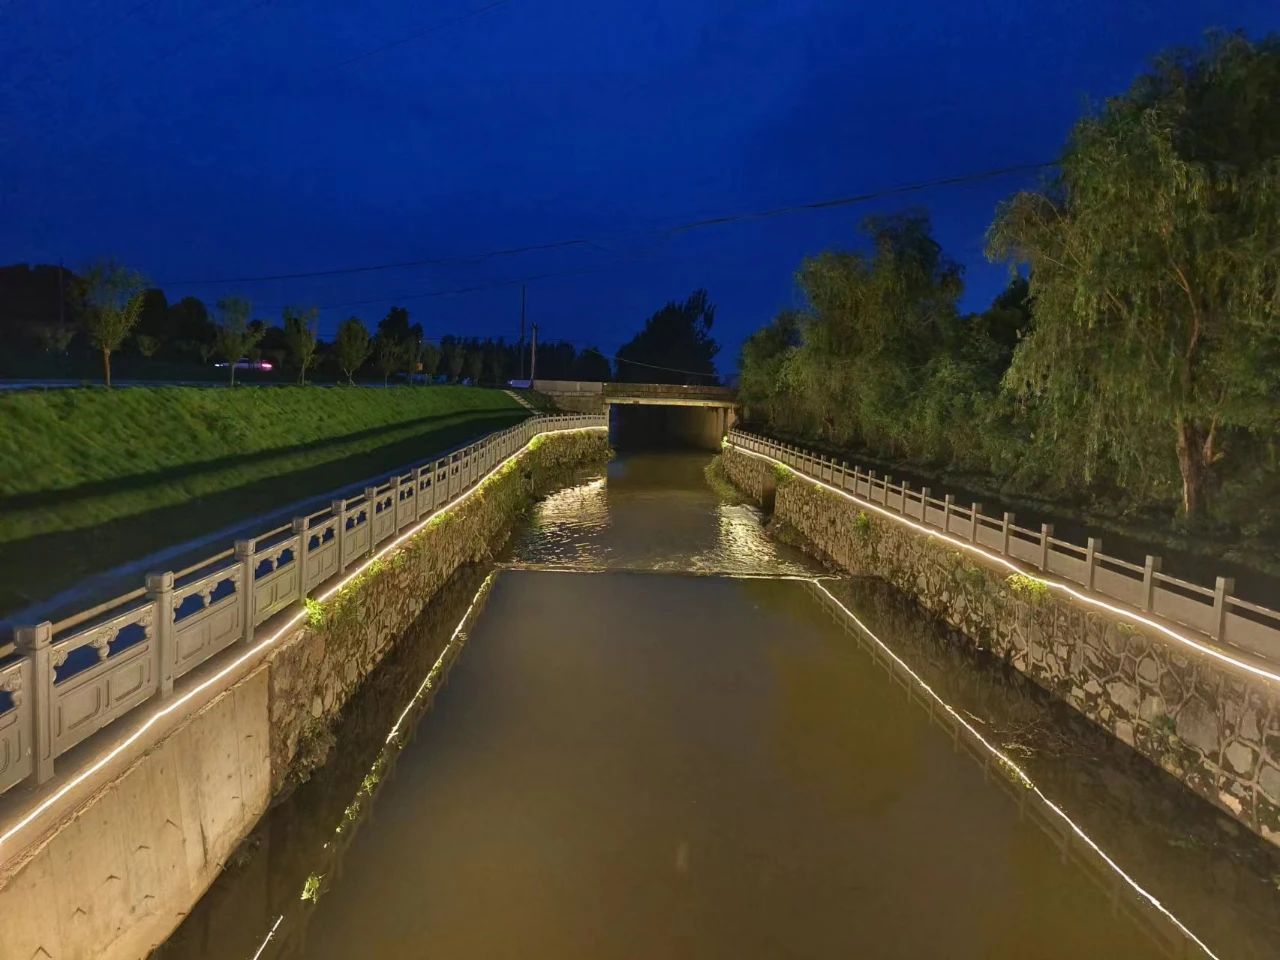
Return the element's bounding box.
[721,446,1280,846]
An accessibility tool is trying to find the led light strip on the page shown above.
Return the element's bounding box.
[808,578,1220,960]
[0,426,608,855]
[730,443,1280,686]
[248,914,284,960]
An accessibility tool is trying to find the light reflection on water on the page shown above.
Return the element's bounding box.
[507,451,814,575]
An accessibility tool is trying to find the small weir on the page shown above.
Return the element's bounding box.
[158,452,1280,960]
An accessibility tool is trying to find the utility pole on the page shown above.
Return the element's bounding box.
[530,323,538,384]
[519,284,526,380]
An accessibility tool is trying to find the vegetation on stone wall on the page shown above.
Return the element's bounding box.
[738,33,1280,552]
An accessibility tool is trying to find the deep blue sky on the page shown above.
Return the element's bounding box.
[2,1,1276,374]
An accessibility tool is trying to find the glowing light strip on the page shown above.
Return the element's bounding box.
[384,572,495,746]
[248,914,284,960]
[0,425,607,855]
[808,579,1220,960]
[730,441,1280,685]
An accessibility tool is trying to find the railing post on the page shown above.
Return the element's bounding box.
[1039,523,1054,571]
[332,499,348,574]
[389,476,403,529]
[882,476,891,506]
[146,571,176,696]
[919,487,931,525]
[1213,576,1234,641]
[1084,537,1101,590]
[293,517,310,600]
[943,494,954,534]
[1141,554,1161,610]
[970,503,982,542]
[899,482,909,516]
[235,539,256,643]
[16,622,54,784]
[364,486,380,545]
[1001,512,1015,556]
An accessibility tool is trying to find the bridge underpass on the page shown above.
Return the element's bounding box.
[532,380,738,450]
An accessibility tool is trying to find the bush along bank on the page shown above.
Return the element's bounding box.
[718,445,1280,848]
[267,428,611,792]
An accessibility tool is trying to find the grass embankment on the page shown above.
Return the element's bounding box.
[0,386,527,615]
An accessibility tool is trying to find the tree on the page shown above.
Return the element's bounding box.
[615,289,719,384]
[465,349,484,384]
[421,340,441,382]
[738,310,801,425]
[448,346,467,382]
[571,346,611,381]
[213,297,263,386]
[375,333,402,387]
[988,33,1280,518]
[334,317,372,384]
[485,343,509,385]
[135,333,160,358]
[80,260,146,388]
[403,323,425,383]
[283,305,320,385]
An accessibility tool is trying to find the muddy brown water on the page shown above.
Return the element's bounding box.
[157,452,1280,960]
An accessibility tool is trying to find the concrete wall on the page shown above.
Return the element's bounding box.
[609,404,734,450]
[721,446,1280,847]
[0,431,611,960]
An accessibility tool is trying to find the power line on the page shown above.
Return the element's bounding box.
[159,238,596,286]
[156,161,1055,289]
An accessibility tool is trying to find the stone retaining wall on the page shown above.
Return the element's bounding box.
[0,430,610,960]
[267,429,611,793]
[721,445,1280,846]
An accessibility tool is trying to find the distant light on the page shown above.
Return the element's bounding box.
[260,362,273,371]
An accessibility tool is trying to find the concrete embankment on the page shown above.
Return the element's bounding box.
[0,429,610,960]
[720,445,1280,848]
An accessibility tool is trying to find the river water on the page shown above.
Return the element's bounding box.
[158,451,1280,960]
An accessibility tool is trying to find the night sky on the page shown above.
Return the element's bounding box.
[2,1,1277,374]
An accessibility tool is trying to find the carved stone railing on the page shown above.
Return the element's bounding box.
[0,414,606,797]
[727,429,1280,664]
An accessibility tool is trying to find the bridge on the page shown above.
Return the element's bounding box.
[532,379,738,448]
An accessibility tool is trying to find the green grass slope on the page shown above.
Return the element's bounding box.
[0,385,527,614]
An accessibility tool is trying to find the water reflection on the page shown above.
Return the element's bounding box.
[508,451,813,575]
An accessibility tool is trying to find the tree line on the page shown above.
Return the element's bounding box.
[739,33,1280,528]
[0,269,629,388]
[0,258,722,389]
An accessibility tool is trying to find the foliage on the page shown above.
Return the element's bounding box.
[1005,573,1050,603]
[374,333,402,387]
[283,305,320,385]
[304,597,325,628]
[334,316,372,383]
[988,33,1280,519]
[212,297,263,386]
[737,34,1280,551]
[465,348,484,384]
[134,333,160,358]
[852,510,874,539]
[80,259,147,388]
[615,289,719,383]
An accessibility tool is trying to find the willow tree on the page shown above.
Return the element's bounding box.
[988,34,1280,518]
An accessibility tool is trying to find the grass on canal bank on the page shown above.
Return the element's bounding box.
[0,385,527,616]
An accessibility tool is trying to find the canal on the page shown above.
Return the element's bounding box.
[158,450,1280,959]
